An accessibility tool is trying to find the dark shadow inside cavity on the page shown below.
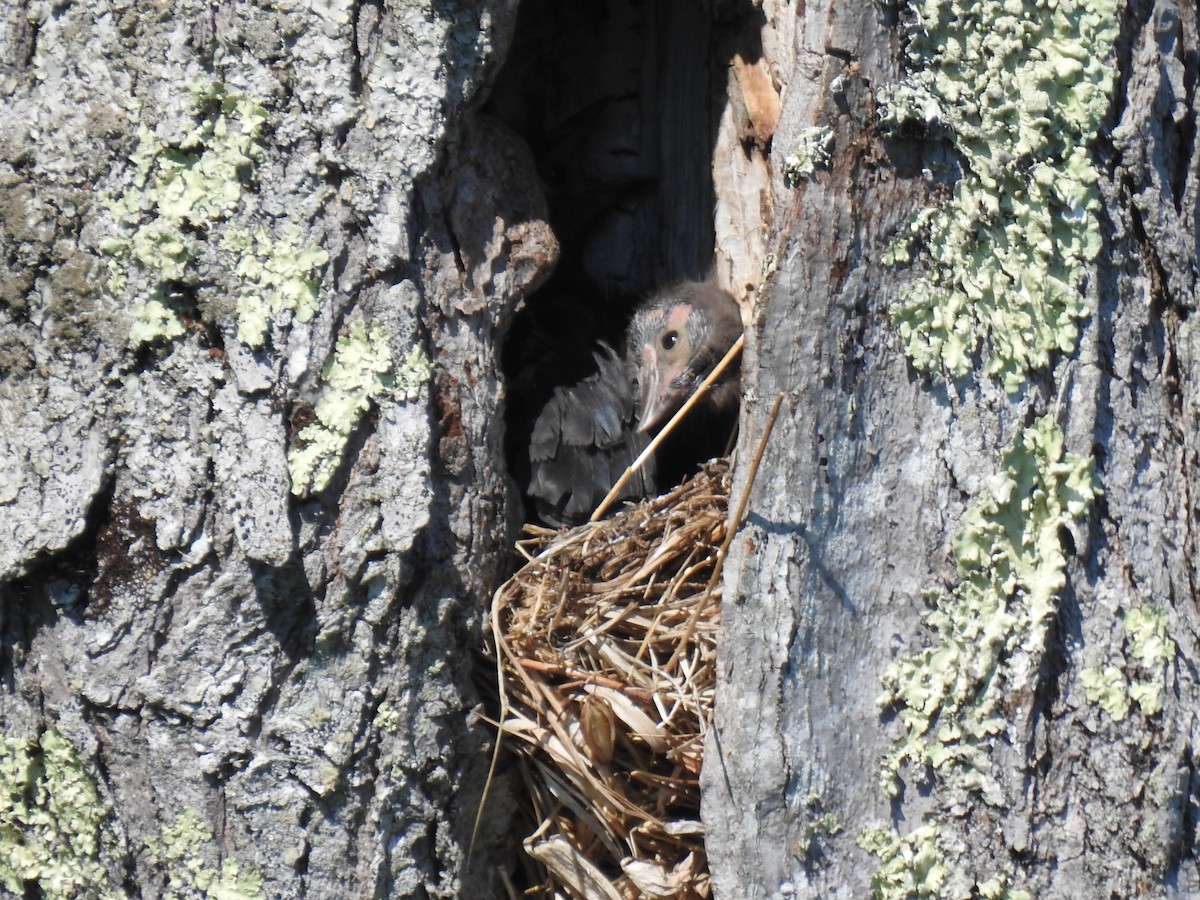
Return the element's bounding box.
[493,0,763,527]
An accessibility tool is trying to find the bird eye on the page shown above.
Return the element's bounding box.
[661,330,678,351]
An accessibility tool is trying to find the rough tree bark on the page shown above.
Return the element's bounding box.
[0,0,532,896]
[1,0,1195,898]
[704,0,1200,898]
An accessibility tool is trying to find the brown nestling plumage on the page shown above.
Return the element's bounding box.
[626,281,743,490]
[627,281,742,435]
[507,281,742,527]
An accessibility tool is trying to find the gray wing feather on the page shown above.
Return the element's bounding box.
[526,343,655,526]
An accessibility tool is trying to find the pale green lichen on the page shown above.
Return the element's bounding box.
[1081,605,1175,720]
[976,875,1032,900]
[871,4,1118,891]
[880,417,1097,798]
[783,126,835,185]
[287,321,430,494]
[877,82,945,133]
[858,823,947,899]
[1125,605,1175,670]
[1125,603,1176,715]
[796,812,842,856]
[864,830,1032,900]
[1080,665,1131,721]
[392,343,434,403]
[792,792,842,856]
[0,730,123,899]
[860,823,1031,900]
[102,80,327,347]
[148,808,263,899]
[129,296,189,345]
[373,700,402,734]
[885,0,1118,393]
[1128,680,1164,717]
[221,225,328,348]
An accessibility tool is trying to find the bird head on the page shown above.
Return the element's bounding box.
[628,282,742,434]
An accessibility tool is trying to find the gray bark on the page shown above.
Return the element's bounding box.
[704,0,1200,897]
[0,0,528,896]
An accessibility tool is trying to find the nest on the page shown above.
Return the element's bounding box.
[488,461,731,899]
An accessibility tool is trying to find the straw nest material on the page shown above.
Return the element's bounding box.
[487,460,730,899]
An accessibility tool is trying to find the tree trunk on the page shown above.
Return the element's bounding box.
[0,0,529,895]
[703,0,1200,897]
[2,0,1196,897]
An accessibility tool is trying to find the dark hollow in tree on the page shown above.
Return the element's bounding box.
[489,0,760,529]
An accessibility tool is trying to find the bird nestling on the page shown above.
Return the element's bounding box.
[628,281,742,435]
[507,280,743,527]
[625,281,743,493]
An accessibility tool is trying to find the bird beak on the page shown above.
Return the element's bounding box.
[636,352,686,434]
